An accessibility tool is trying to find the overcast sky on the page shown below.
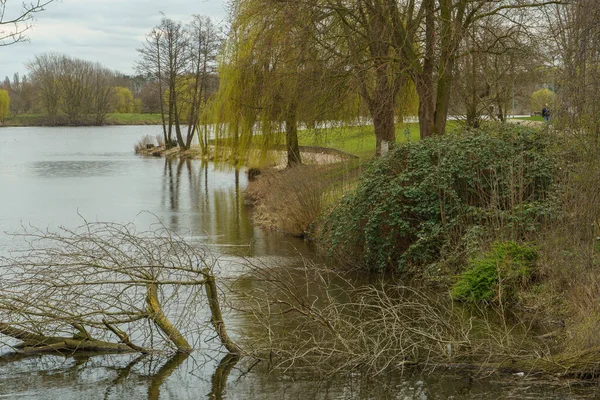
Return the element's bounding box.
[1,0,228,79]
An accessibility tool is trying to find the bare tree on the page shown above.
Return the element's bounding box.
[27,53,62,122]
[185,15,221,151]
[137,17,190,149]
[452,10,541,126]
[0,0,54,46]
[137,28,170,146]
[137,15,221,151]
[545,0,600,141]
[27,53,116,125]
[0,219,240,356]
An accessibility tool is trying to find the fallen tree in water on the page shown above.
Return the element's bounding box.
[0,219,240,356]
[2,220,598,380]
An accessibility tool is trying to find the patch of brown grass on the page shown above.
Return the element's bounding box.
[245,162,360,237]
[134,135,157,153]
[534,138,600,351]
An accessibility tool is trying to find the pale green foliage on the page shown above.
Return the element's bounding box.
[113,86,134,113]
[397,80,419,120]
[451,241,537,303]
[0,89,9,121]
[210,0,359,164]
[531,88,555,114]
[133,98,143,113]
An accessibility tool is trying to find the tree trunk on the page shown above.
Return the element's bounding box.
[173,99,186,149]
[0,322,142,354]
[156,38,168,149]
[285,102,302,167]
[203,268,241,354]
[433,57,454,136]
[416,0,436,139]
[431,0,454,136]
[146,283,192,353]
[415,76,435,139]
[369,93,396,157]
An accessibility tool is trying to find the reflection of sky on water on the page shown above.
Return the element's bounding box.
[0,126,318,399]
[29,160,125,178]
[0,126,309,258]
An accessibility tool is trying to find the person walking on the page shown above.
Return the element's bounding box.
[542,104,550,122]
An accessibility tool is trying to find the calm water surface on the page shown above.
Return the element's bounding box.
[0,126,597,399]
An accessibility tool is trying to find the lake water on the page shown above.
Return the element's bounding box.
[0,126,597,399]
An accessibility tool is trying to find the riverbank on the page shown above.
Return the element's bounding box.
[136,142,358,166]
[230,122,600,380]
[136,140,362,237]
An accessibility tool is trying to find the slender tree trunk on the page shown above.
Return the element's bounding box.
[416,0,436,139]
[434,57,455,135]
[174,98,186,149]
[167,92,174,147]
[156,38,168,148]
[415,76,435,139]
[146,283,192,353]
[285,102,302,167]
[203,269,241,354]
[431,0,454,136]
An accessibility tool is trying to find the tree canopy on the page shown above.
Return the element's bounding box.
[214,0,566,158]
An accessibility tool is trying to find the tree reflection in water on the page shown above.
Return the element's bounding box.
[208,354,240,400]
[161,157,256,255]
[0,350,238,399]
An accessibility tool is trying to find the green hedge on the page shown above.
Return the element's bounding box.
[317,124,556,272]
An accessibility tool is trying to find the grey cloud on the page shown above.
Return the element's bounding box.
[0,0,227,78]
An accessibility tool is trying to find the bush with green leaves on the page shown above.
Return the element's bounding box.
[451,241,537,303]
[317,124,556,272]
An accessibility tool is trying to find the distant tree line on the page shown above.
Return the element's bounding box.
[0,62,163,125]
[0,14,222,133]
[0,4,560,151]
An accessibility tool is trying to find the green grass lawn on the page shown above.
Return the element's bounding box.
[105,113,163,125]
[210,121,470,160]
[510,116,544,122]
[1,114,47,126]
[298,123,422,159]
[1,113,163,126]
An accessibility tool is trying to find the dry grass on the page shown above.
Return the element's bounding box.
[133,135,158,153]
[232,260,547,377]
[244,162,360,237]
[533,133,600,351]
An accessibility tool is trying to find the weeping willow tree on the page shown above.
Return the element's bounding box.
[211,0,358,167]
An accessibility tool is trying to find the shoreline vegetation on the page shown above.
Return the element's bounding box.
[5,119,600,380]
[137,120,600,380]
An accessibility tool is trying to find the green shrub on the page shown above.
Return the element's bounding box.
[451,241,537,303]
[530,88,555,115]
[316,124,556,272]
